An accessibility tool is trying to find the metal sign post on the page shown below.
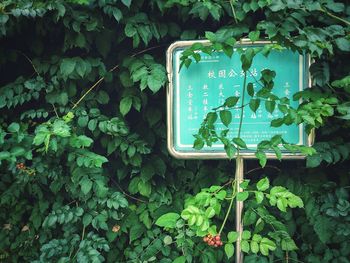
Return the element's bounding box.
[166,40,314,263]
[235,157,244,263]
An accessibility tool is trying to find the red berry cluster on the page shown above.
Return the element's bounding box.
[16,163,26,170]
[203,234,223,247]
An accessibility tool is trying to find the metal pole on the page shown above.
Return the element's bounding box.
[235,156,244,263]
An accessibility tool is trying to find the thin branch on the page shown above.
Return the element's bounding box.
[71,44,166,110]
[320,8,350,26]
[51,103,59,118]
[110,178,146,203]
[219,180,236,234]
[229,0,238,24]
[245,165,281,175]
[17,50,41,77]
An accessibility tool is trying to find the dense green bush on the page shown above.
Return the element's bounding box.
[0,0,349,262]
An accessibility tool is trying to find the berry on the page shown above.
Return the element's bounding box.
[214,235,220,241]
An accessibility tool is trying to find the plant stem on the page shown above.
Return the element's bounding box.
[218,71,247,234]
[219,180,236,234]
[320,8,350,26]
[71,44,166,110]
[237,71,247,142]
[229,0,238,24]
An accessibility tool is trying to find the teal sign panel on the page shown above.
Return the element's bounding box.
[167,41,310,159]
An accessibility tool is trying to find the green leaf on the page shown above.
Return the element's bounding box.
[155,213,180,228]
[265,100,276,113]
[237,191,249,201]
[224,143,236,159]
[60,58,76,79]
[173,256,186,263]
[255,150,267,167]
[255,191,264,204]
[251,241,259,253]
[249,99,260,112]
[228,231,239,243]
[163,235,173,245]
[205,207,215,218]
[129,224,144,243]
[247,83,254,96]
[281,237,298,251]
[121,0,132,8]
[260,238,276,256]
[232,137,247,149]
[225,96,239,107]
[206,112,218,125]
[8,122,20,133]
[241,48,255,71]
[220,110,232,127]
[256,177,269,191]
[120,96,133,116]
[335,37,350,52]
[138,180,152,197]
[248,31,260,42]
[224,243,234,259]
[271,118,284,127]
[193,138,204,150]
[80,177,93,195]
[242,230,251,240]
[241,240,250,253]
[277,198,287,212]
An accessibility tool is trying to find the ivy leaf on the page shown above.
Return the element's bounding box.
[155,213,180,228]
[224,243,234,259]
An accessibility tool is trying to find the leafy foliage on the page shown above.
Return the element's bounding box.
[0,0,349,262]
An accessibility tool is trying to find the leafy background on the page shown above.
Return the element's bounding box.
[0,0,349,262]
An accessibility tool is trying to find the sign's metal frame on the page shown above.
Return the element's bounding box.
[166,39,314,160]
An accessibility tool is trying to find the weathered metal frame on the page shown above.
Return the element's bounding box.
[166,39,314,160]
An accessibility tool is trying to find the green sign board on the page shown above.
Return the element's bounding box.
[166,40,312,159]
